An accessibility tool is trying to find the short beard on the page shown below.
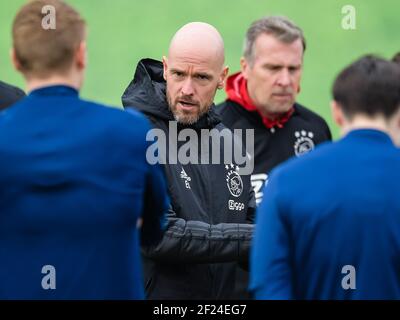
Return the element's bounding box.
[167,94,206,125]
[165,83,217,125]
[172,112,201,125]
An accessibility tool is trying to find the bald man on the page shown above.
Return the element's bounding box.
[122,22,255,299]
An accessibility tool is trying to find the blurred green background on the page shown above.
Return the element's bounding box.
[1,0,399,138]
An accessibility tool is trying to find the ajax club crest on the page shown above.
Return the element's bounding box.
[225,164,243,197]
[294,130,315,156]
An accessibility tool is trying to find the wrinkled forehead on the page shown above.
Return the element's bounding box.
[168,45,224,73]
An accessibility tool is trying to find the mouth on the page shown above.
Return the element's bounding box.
[177,100,198,110]
[272,93,292,100]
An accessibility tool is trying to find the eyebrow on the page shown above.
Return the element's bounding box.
[194,72,213,80]
[169,68,213,79]
[170,68,186,75]
[263,63,302,69]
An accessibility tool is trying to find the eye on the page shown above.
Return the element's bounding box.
[289,66,300,73]
[264,65,280,72]
[195,74,210,80]
[172,70,185,78]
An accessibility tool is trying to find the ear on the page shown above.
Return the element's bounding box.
[397,112,400,128]
[392,107,400,131]
[10,48,22,72]
[218,66,229,89]
[76,41,87,70]
[331,100,345,127]
[240,56,249,80]
[162,56,168,81]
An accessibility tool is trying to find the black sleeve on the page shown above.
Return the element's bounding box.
[237,182,256,270]
[325,121,333,141]
[246,183,256,224]
[141,205,254,264]
[0,81,25,110]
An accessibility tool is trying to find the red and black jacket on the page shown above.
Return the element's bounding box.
[217,72,332,205]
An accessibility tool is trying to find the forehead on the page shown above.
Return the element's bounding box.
[253,33,303,65]
[168,47,222,73]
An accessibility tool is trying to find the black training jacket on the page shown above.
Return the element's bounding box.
[217,99,332,205]
[0,81,25,110]
[216,99,332,298]
[122,59,255,299]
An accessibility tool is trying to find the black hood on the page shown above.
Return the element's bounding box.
[121,58,221,129]
[122,58,172,121]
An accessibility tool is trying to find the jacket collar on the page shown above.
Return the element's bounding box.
[29,85,79,97]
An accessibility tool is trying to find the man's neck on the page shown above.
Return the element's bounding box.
[258,109,281,121]
[341,115,399,145]
[26,74,81,93]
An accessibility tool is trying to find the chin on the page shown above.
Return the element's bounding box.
[174,112,199,125]
[178,117,199,125]
[274,103,294,113]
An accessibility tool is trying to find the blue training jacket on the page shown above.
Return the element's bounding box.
[250,129,400,299]
[0,85,168,299]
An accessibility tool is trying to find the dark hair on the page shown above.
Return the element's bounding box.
[332,55,400,120]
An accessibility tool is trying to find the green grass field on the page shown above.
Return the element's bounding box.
[1,0,400,138]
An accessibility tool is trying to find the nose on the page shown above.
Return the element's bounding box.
[181,78,194,96]
[276,69,291,87]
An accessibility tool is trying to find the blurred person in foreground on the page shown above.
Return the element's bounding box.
[0,0,168,299]
[250,55,400,299]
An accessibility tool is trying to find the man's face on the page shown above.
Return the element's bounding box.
[242,33,303,118]
[163,53,227,124]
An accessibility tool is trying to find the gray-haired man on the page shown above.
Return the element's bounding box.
[217,16,332,298]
